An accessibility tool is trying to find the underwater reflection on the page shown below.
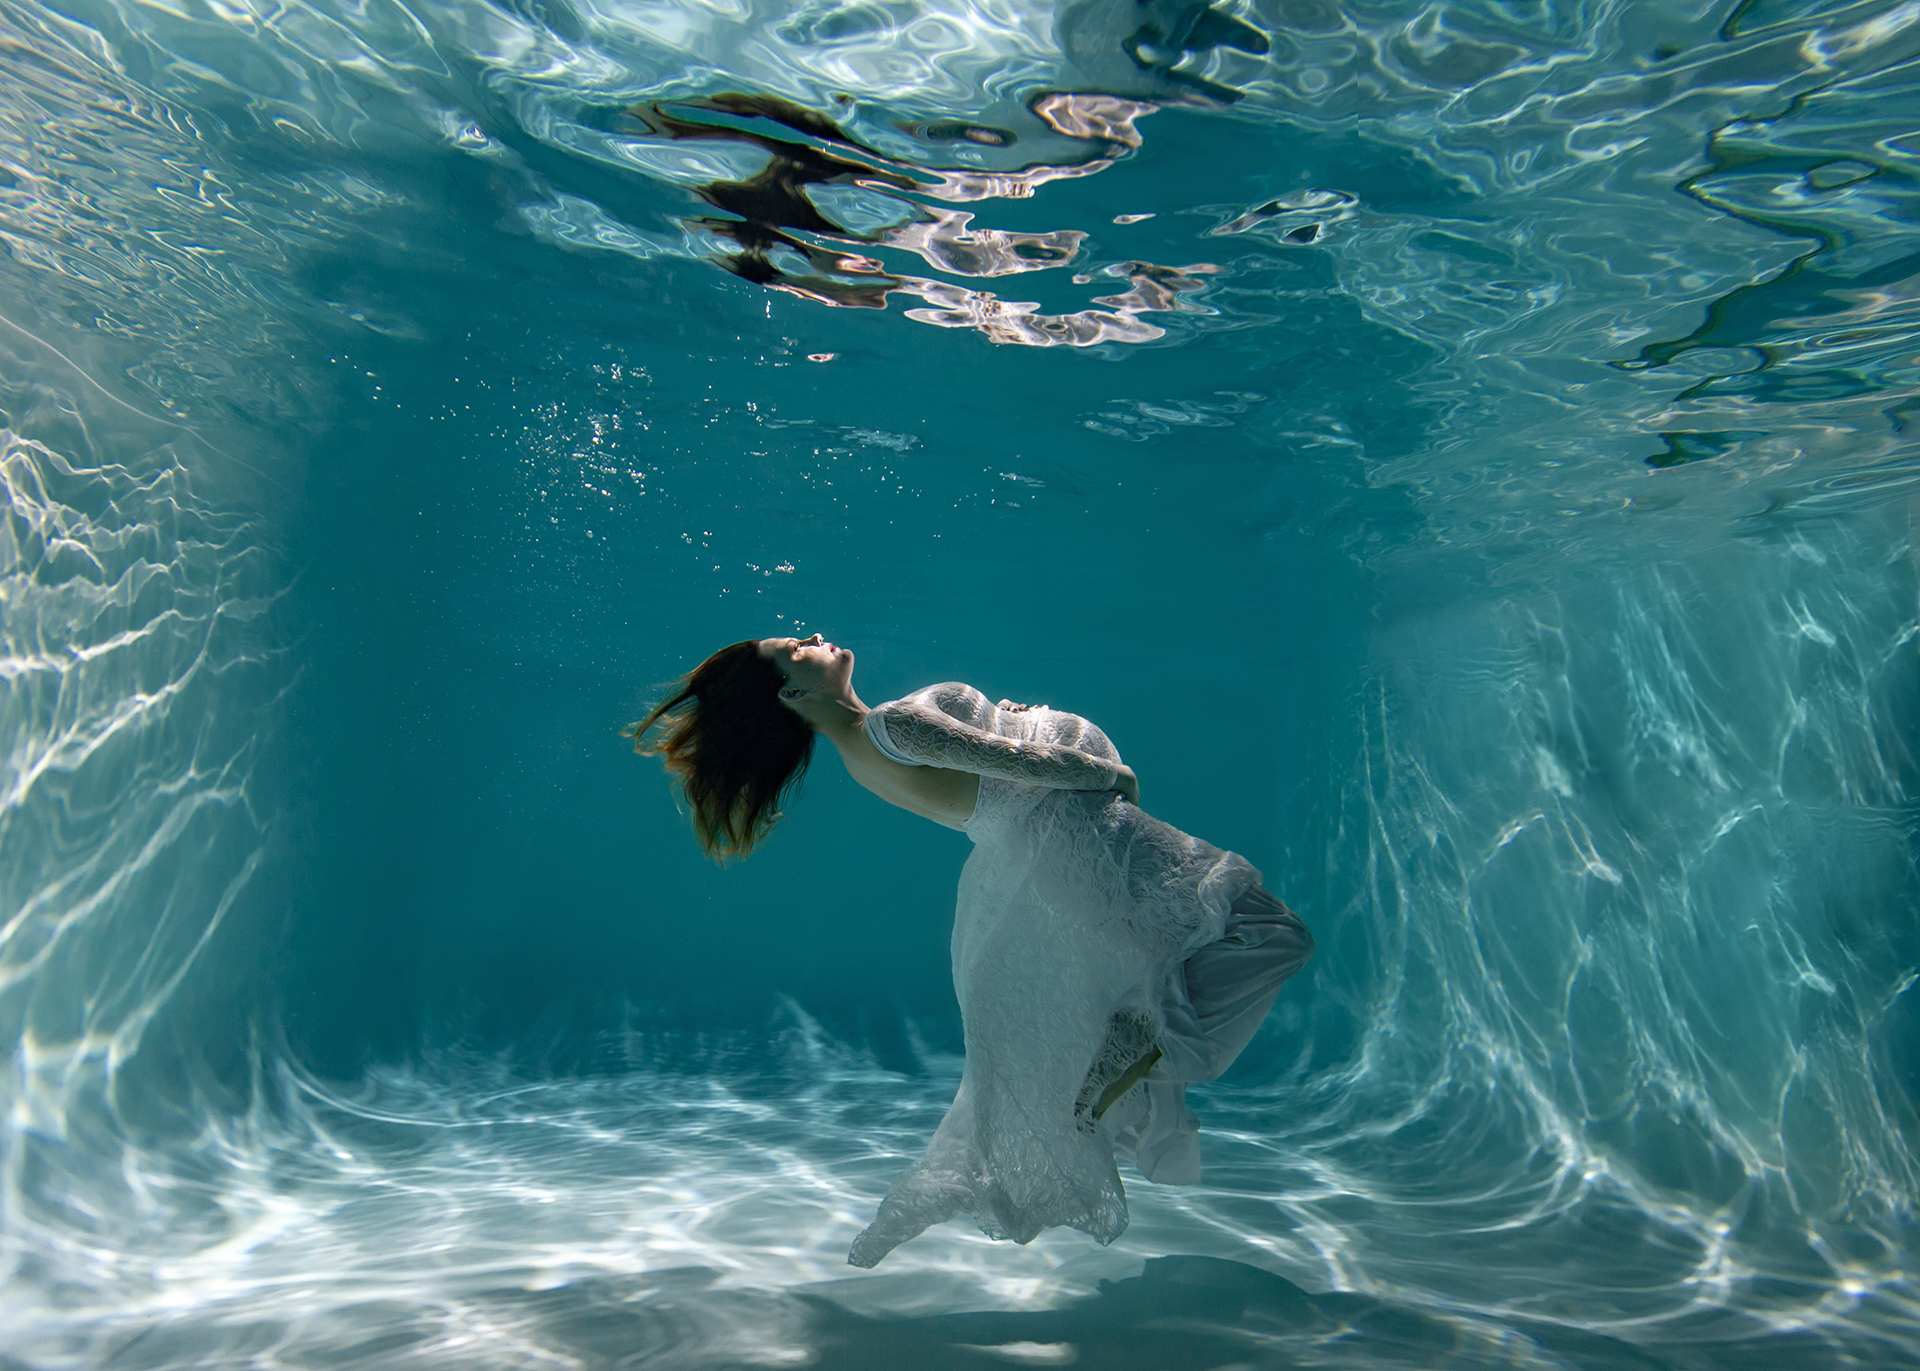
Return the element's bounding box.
[624,91,1228,345]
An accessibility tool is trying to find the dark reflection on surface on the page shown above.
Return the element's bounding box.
[626,93,920,309]
[1057,0,1272,104]
[1115,0,1272,102]
[1616,84,1917,477]
[622,90,1234,345]
[1645,429,1766,468]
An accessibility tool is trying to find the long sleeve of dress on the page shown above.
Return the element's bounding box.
[866,683,1122,791]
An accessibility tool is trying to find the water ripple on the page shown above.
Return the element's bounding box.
[3,0,1913,528]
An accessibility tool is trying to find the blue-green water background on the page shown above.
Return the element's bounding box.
[1,0,1917,1365]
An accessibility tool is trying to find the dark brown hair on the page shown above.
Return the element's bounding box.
[625,639,814,860]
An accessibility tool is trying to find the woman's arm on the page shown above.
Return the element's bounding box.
[875,698,1123,790]
[829,723,982,830]
[828,722,1139,830]
[817,696,1139,829]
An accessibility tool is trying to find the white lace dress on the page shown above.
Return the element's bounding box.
[847,682,1260,1268]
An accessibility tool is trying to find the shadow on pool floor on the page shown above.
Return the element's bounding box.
[786,1254,1666,1371]
[72,1253,1916,1370]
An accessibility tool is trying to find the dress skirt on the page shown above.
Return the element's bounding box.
[1110,885,1313,1184]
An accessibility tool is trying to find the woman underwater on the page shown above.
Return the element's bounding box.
[629,634,1313,1268]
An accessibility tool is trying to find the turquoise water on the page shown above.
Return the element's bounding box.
[2,0,1917,1365]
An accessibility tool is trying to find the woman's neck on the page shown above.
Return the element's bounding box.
[798,691,868,743]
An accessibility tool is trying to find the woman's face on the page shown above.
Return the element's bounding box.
[757,633,854,700]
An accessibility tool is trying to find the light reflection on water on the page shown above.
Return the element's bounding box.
[7,1017,1920,1369]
